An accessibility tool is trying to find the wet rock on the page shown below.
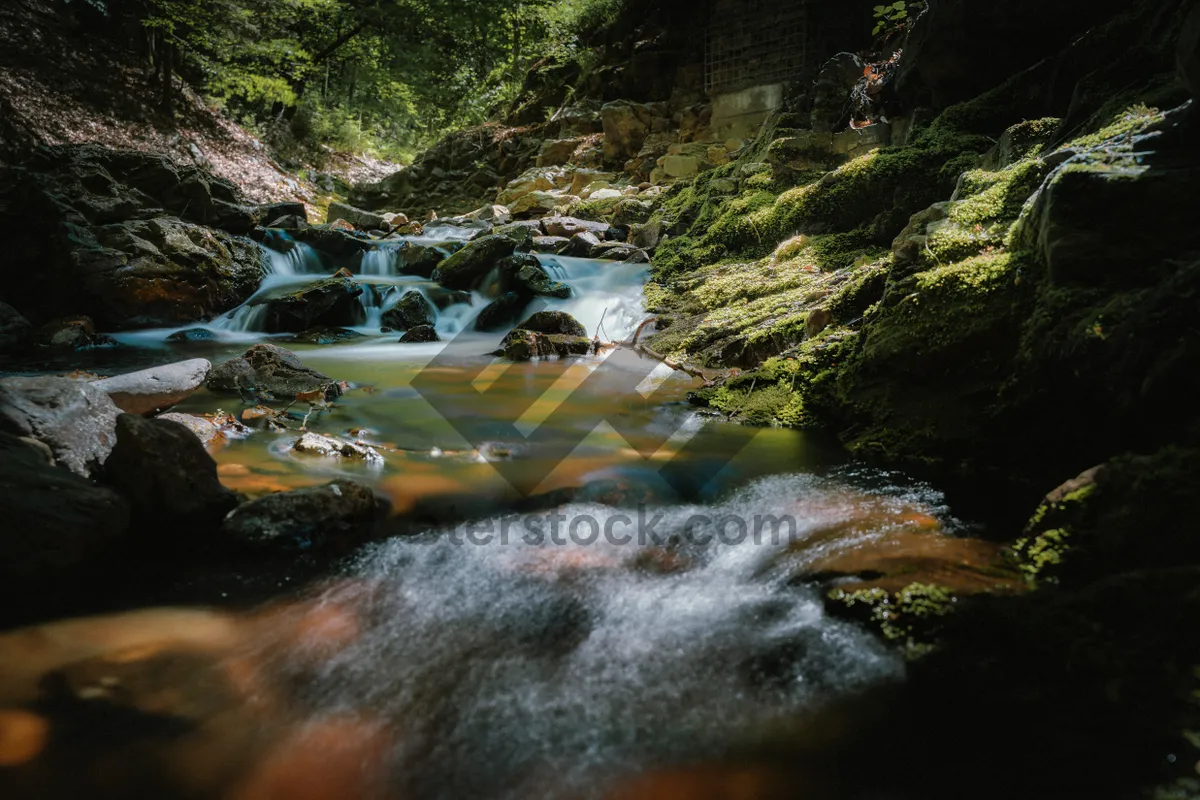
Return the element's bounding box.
[30,317,114,350]
[498,254,571,299]
[532,235,571,254]
[399,324,440,343]
[292,432,383,465]
[0,432,129,577]
[590,242,648,262]
[291,225,374,257]
[166,328,217,343]
[222,480,389,552]
[91,358,211,415]
[393,242,449,279]
[474,292,530,332]
[154,412,223,446]
[541,216,610,238]
[424,286,472,310]
[207,344,341,401]
[257,269,365,333]
[327,202,386,231]
[0,303,32,352]
[383,211,410,227]
[266,213,308,230]
[565,231,602,257]
[499,329,591,361]
[433,233,520,290]
[240,405,288,430]
[380,291,435,330]
[518,310,587,337]
[103,413,238,537]
[289,327,366,345]
[0,376,121,477]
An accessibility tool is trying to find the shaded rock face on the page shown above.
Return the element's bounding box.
[154,412,223,447]
[91,358,211,416]
[103,414,238,538]
[222,480,388,552]
[0,144,268,328]
[425,286,472,310]
[399,324,440,343]
[0,376,121,477]
[811,53,865,133]
[601,101,654,163]
[474,292,530,332]
[519,310,587,337]
[207,344,340,401]
[381,291,435,330]
[394,242,450,278]
[0,432,129,578]
[0,302,31,352]
[257,270,365,333]
[897,0,1133,105]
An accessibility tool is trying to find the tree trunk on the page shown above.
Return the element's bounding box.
[160,38,174,117]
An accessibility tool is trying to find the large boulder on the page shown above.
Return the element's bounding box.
[91,358,211,415]
[399,324,440,343]
[498,329,592,361]
[30,316,113,349]
[255,269,365,333]
[0,376,121,477]
[207,344,341,401]
[0,432,129,578]
[221,480,389,552]
[102,414,238,537]
[0,144,269,328]
[0,303,32,352]
[518,310,587,337]
[380,291,435,330]
[433,232,521,290]
[394,242,450,278]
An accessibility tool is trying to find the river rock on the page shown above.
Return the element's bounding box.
[601,100,654,163]
[433,232,521,290]
[207,344,341,401]
[0,376,121,477]
[31,317,114,350]
[381,292,435,330]
[466,204,512,225]
[103,413,239,537]
[541,216,610,238]
[257,269,365,333]
[155,412,225,446]
[91,358,211,416]
[327,201,386,230]
[292,432,383,464]
[474,292,530,332]
[565,231,602,257]
[499,330,592,361]
[425,286,472,310]
[166,328,217,343]
[590,242,648,262]
[519,310,588,337]
[0,302,31,352]
[399,325,440,343]
[532,235,571,254]
[0,432,129,577]
[394,242,450,278]
[221,480,389,552]
[498,254,571,299]
[289,326,366,345]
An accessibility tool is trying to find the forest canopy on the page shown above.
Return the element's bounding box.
[72,0,626,160]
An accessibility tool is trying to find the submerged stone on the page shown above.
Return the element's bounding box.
[222,480,389,552]
[207,344,341,401]
[289,327,366,345]
[399,325,440,343]
[292,432,383,465]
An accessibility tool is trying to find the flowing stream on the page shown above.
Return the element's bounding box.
[0,230,1001,798]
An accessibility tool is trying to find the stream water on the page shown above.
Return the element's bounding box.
[0,231,1004,798]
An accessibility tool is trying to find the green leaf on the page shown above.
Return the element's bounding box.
[893,1,906,9]
[873,22,884,34]
[874,4,887,12]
